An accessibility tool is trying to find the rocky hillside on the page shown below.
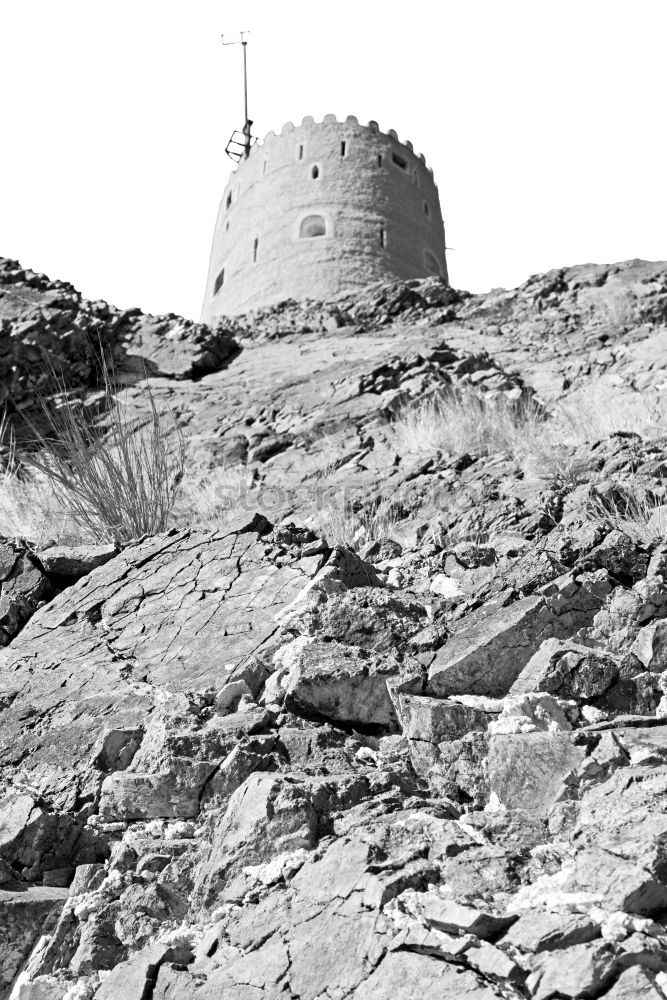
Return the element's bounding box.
[2,257,667,999]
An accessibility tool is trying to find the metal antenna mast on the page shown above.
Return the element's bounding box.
[222,31,254,162]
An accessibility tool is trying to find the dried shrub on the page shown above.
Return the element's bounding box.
[320,495,402,550]
[586,478,667,543]
[20,357,185,544]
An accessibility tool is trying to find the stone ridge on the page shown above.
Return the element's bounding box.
[0,257,238,428]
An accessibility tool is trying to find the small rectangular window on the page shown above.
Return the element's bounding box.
[340,141,347,156]
[298,144,304,160]
[423,201,431,217]
[392,152,407,171]
[226,192,232,209]
[214,268,225,295]
[377,153,383,167]
[253,237,259,263]
[263,160,267,175]
[379,227,386,248]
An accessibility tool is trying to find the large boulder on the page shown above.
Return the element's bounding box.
[395,692,490,774]
[427,572,612,698]
[277,637,420,730]
[427,595,548,698]
[0,793,105,881]
[281,588,428,653]
[487,731,586,815]
[510,638,620,700]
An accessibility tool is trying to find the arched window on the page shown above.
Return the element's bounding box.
[423,251,441,277]
[311,165,320,179]
[214,267,225,295]
[299,215,327,238]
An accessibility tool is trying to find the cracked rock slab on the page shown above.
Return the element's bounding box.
[0,518,374,848]
[0,517,305,706]
[427,596,548,698]
[353,950,503,999]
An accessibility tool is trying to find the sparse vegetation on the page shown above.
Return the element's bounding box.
[4,379,667,550]
[557,389,667,443]
[0,408,15,486]
[389,388,540,459]
[597,289,635,338]
[4,360,186,545]
[586,478,667,543]
[320,495,403,550]
[389,388,580,483]
[389,385,667,487]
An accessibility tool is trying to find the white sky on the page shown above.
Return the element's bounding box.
[1,0,666,320]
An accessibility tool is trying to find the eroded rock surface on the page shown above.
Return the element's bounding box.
[2,258,667,998]
[1,505,666,999]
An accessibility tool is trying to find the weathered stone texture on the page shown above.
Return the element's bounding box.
[0,886,67,997]
[3,257,667,998]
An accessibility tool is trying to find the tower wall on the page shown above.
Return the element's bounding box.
[201,114,448,322]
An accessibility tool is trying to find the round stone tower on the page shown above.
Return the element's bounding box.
[201,114,448,322]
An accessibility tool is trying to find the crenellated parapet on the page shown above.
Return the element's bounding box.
[255,115,436,176]
[201,113,448,320]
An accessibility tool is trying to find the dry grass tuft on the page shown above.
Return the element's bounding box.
[586,479,667,543]
[172,461,256,527]
[13,359,185,545]
[556,389,667,443]
[320,496,402,550]
[390,389,550,459]
[390,386,667,486]
[390,389,577,483]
